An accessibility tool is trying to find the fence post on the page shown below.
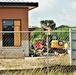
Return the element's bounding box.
[46,32,49,74]
[69,29,72,65]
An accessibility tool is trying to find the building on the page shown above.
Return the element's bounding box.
[0,0,38,58]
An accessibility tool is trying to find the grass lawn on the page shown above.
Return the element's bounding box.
[0,69,75,75]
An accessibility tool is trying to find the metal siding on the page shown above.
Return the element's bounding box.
[70,28,76,65]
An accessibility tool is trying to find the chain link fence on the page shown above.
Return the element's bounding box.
[0,30,74,74]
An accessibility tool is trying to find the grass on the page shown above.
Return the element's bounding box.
[0,70,76,75]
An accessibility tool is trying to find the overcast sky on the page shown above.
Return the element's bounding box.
[25,0,76,27]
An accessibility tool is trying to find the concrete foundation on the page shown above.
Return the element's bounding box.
[0,40,29,58]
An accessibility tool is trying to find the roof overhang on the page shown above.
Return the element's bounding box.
[0,2,38,10]
[29,28,36,31]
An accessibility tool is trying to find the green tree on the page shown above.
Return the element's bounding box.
[30,27,42,45]
[54,25,69,41]
[40,20,56,29]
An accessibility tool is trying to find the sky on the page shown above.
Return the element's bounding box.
[25,0,76,27]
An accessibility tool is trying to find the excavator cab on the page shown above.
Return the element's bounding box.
[52,35,57,40]
[48,34,57,47]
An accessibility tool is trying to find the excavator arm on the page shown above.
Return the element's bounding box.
[42,24,52,40]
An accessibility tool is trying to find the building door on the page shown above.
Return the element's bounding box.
[2,20,20,46]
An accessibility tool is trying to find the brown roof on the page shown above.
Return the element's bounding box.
[0,0,38,10]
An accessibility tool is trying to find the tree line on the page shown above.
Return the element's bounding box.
[30,20,75,45]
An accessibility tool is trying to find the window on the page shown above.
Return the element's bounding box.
[2,20,21,47]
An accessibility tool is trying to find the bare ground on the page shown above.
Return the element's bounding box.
[0,54,70,70]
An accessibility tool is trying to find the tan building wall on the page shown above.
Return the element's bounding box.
[0,7,29,57]
[0,7,29,40]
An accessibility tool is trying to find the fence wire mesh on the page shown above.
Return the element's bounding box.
[0,31,73,75]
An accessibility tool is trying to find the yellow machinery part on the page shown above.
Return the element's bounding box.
[51,40,64,48]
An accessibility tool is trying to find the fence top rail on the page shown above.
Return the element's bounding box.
[0,31,71,33]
